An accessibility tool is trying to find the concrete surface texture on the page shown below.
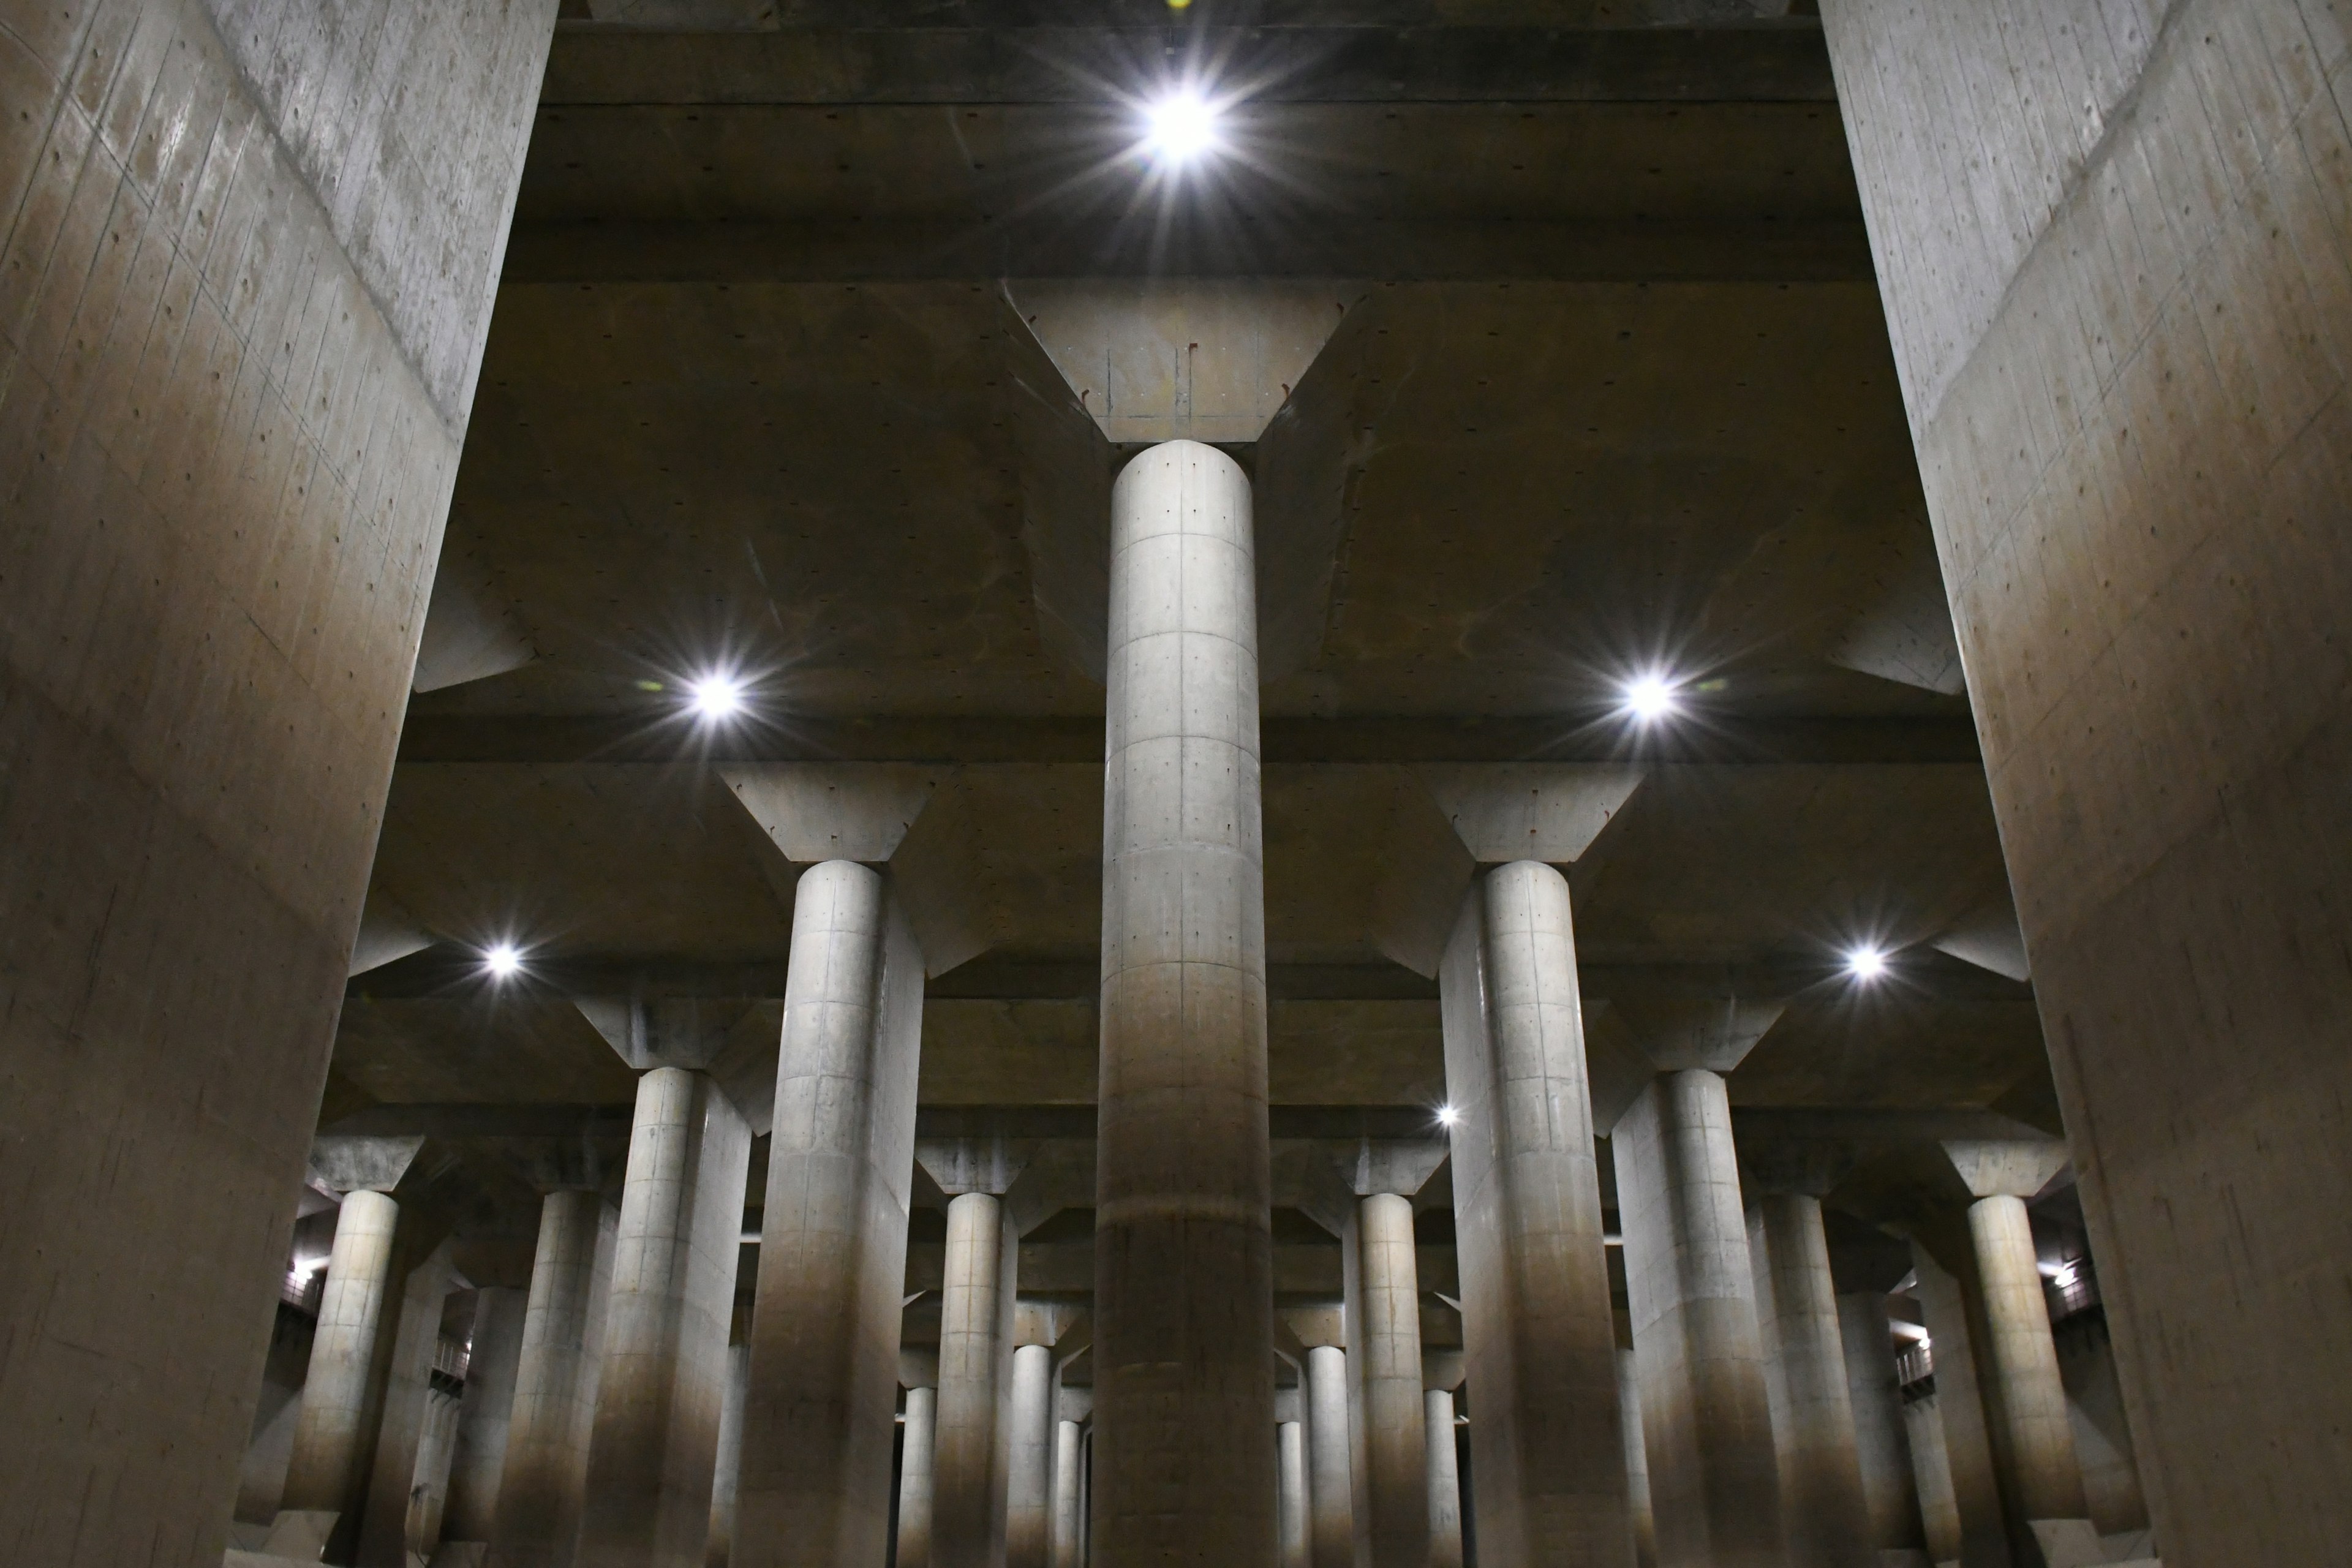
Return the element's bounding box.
[13,2,2340,1566]
[1439,862,1633,1567]
[1820,1,2352,1559]
[1093,439,1279,1565]
[1424,1389,1466,1568]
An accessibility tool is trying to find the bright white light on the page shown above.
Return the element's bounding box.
[1845,945,1889,982]
[483,943,522,979]
[1436,1104,1460,1128]
[1142,88,1223,165]
[1622,673,1679,722]
[690,672,745,721]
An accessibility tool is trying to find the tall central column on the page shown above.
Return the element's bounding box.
[1355,1191,1431,1566]
[935,1191,1011,1568]
[491,1188,616,1568]
[1095,439,1277,1562]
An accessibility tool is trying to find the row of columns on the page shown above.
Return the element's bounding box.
[268,442,2130,1568]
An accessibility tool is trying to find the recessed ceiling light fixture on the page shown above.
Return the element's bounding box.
[483,943,524,979]
[1436,1104,1460,1128]
[689,671,745,722]
[1141,86,1224,167]
[1845,945,1890,982]
[1622,673,1681,723]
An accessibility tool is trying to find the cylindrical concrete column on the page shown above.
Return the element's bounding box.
[707,1340,751,1567]
[899,1385,939,1568]
[1613,1069,1785,1568]
[1006,1344,1054,1568]
[491,1188,614,1568]
[1966,1194,2088,1523]
[1618,1347,1656,1568]
[1752,1194,1874,1568]
[1304,1344,1354,1568]
[1277,1421,1310,1568]
[1425,1390,1464,1568]
[579,1068,754,1568]
[1356,1193,1430,1566]
[282,1189,401,1514]
[936,1192,1008,1568]
[1834,1292,1927,1561]
[1901,1390,1962,1567]
[1095,439,1277,1566]
[739,859,925,1568]
[1438,860,1632,1567]
[1049,1419,1084,1568]
[443,1286,528,1547]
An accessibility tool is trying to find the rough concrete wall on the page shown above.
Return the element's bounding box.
[234,1303,318,1525]
[0,4,552,1565]
[1820,4,2352,1560]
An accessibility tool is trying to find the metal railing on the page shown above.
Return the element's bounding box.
[280,1267,325,1316]
[1894,1341,1933,1390]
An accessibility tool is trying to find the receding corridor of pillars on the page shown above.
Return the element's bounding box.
[4,4,2348,1568]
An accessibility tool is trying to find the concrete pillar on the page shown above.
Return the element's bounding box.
[1006,1344,1055,1568]
[1834,1292,1928,1564]
[706,1341,750,1568]
[1964,1196,2086,1531]
[1049,1419,1084,1568]
[360,1244,460,1568]
[0,9,554,1564]
[578,1069,753,1568]
[738,859,925,1568]
[899,1385,940,1568]
[282,1190,402,1522]
[1425,1390,1464,1568]
[1095,439,1277,1565]
[443,1287,529,1549]
[1617,1348,1656,1568]
[1907,1248,2008,1568]
[491,1188,616,1568]
[2052,1311,2149,1538]
[1613,1071,1785,1568]
[1305,1344,1355,1568]
[1749,1195,1874,1568]
[937,1192,1011,1568]
[1355,1192,1430,1567]
[1276,1421,1311,1568]
[410,1381,466,1559]
[1901,1391,1962,1568]
[1438,860,1630,1567]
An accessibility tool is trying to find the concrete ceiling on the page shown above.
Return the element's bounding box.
[333,7,2056,1259]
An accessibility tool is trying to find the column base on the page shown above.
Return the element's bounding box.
[2029,1517,2163,1567]
[223,1509,337,1564]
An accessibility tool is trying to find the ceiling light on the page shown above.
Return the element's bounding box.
[1845,945,1889,982]
[689,672,745,721]
[1436,1104,1460,1128]
[1622,673,1680,722]
[1142,88,1223,166]
[483,943,523,979]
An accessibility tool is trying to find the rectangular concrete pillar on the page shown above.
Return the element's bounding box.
[442,1286,528,1548]
[1438,860,1632,1567]
[490,1189,617,1568]
[578,1069,753,1568]
[0,6,554,1561]
[358,1242,459,1568]
[1907,1248,2009,1568]
[1834,1292,1928,1564]
[1819,6,2352,1559]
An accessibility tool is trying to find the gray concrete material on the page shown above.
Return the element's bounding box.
[359,1243,461,1568]
[1749,1196,1875,1568]
[1305,1345,1356,1568]
[705,1341,749,1568]
[282,1192,399,1510]
[237,1306,319,1527]
[2051,1316,2147,1539]
[736,860,925,1568]
[410,1382,467,1560]
[1048,1419,1084,1568]
[899,1385,940,1568]
[1963,1197,2086,1529]
[1820,4,2352,1561]
[1354,1191,1433,1568]
[1835,1294,1927,1561]
[1005,1344,1054,1568]
[1278,1421,1312,1568]
[1613,1071,1785,1568]
[0,3,553,1560]
[1093,439,1277,1566]
[1619,1348,1657,1568]
[1906,1251,2008,1568]
[1899,1392,1962,1568]
[578,1069,753,1568]
[444,1289,529,1547]
[1438,862,1632,1567]
[489,1189,616,1568]
[935,1192,1011,1568]
[1425,1389,1465,1568]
